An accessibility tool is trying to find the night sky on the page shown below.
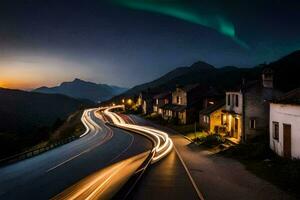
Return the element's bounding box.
[0,0,300,89]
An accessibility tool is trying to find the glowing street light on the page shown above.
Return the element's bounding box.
[127,99,133,105]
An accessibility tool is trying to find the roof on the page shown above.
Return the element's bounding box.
[153,91,171,99]
[161,103,186,112]
[226,80,259,93]
[199,100,225,115]
[177,84,201,92]
[272,88,300,105]
[140,91,156,100]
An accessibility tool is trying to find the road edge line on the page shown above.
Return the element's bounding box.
[173,144,205,200]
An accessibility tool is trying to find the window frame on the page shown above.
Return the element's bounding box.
[273,121,279,140]
[235,95,239,107]
[227,94,231,106]
[249,119,256,129]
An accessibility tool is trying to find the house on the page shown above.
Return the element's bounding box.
[153,92,172,115]
[138,91,155,115]
[199,100,225,133]
[161,84,220,124]
[222,68,282,143]
[269,88,300,159]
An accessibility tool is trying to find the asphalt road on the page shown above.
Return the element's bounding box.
[0,109,152,200]
[118,114,201,200]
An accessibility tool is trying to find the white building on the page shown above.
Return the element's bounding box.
[270,88,300,159]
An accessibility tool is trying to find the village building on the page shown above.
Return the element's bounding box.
[199,100,225,133]
[269,88,300,159]
[152,92,172,115]
[222,68,282,143]
[138,91,155,115]
[161,84,221,124]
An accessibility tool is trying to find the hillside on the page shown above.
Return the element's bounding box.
[111,50,300,102]
[0,88,93,157]
[33,78,127,102]
[113,62,262,101]
[267,50,300,92]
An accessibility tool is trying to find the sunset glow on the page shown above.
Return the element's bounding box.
[0,55,97,90]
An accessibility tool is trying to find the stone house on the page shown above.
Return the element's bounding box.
[222,68,282,143]
[161,84,221,124]
[153,92,172,115]
[138,91,155,115]
[270,88,300,159]
[199,100,225,133]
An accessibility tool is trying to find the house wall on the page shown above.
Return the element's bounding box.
[199,114,209,131]
[270,103,300,159]
[143,100,153,115]
[178,111,186,124]
[142,100,147,114]
[225,92,243,114]
[209,108,224,133]
[172,88,187,105]
[244,86,270,140]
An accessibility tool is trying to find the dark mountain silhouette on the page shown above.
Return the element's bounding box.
[0,87,94,157]
[110,50,300,103]
[0,88,93,135]
[266,50,300,92]
[114,61,261,100]
[33,78,127,102]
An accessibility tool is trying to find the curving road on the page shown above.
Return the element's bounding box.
[0,108,152,200]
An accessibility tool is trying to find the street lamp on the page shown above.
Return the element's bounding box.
[127,98,133,105]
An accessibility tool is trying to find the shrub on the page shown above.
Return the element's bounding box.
[194,133,225,147]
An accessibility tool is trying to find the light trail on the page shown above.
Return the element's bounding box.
[102,105,173,163]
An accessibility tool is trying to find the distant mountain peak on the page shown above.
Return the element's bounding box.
[33,79,127,102]
[190,61,215,70]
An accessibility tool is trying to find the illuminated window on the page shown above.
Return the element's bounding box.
[273,122,279,140]
[156,99,159,105]
[177,96,182,104]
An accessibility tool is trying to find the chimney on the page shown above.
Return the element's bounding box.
[262,68,274,88]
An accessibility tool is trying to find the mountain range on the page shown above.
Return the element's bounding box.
[0,87,93,157]
[109,50,300,102]
[33,78,127,102]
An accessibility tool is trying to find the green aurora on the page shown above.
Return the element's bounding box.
[112,0,249,48]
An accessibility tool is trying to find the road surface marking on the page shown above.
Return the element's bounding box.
[46,150,89,172]
[46,111,114,173]
[173,144,205,200]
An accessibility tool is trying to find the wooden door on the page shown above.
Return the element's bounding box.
[283,124,291,158]
[234,118,239,138]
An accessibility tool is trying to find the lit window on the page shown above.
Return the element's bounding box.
[209,101,215,105]
[177,96,182,104]
[250,119,256,129]
[273,122,279,140]
[156,99,159,105]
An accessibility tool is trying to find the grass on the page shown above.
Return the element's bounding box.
[220,138,300,198]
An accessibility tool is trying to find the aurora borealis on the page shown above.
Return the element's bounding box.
[112,0,248,48]
[0,0,300,89]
